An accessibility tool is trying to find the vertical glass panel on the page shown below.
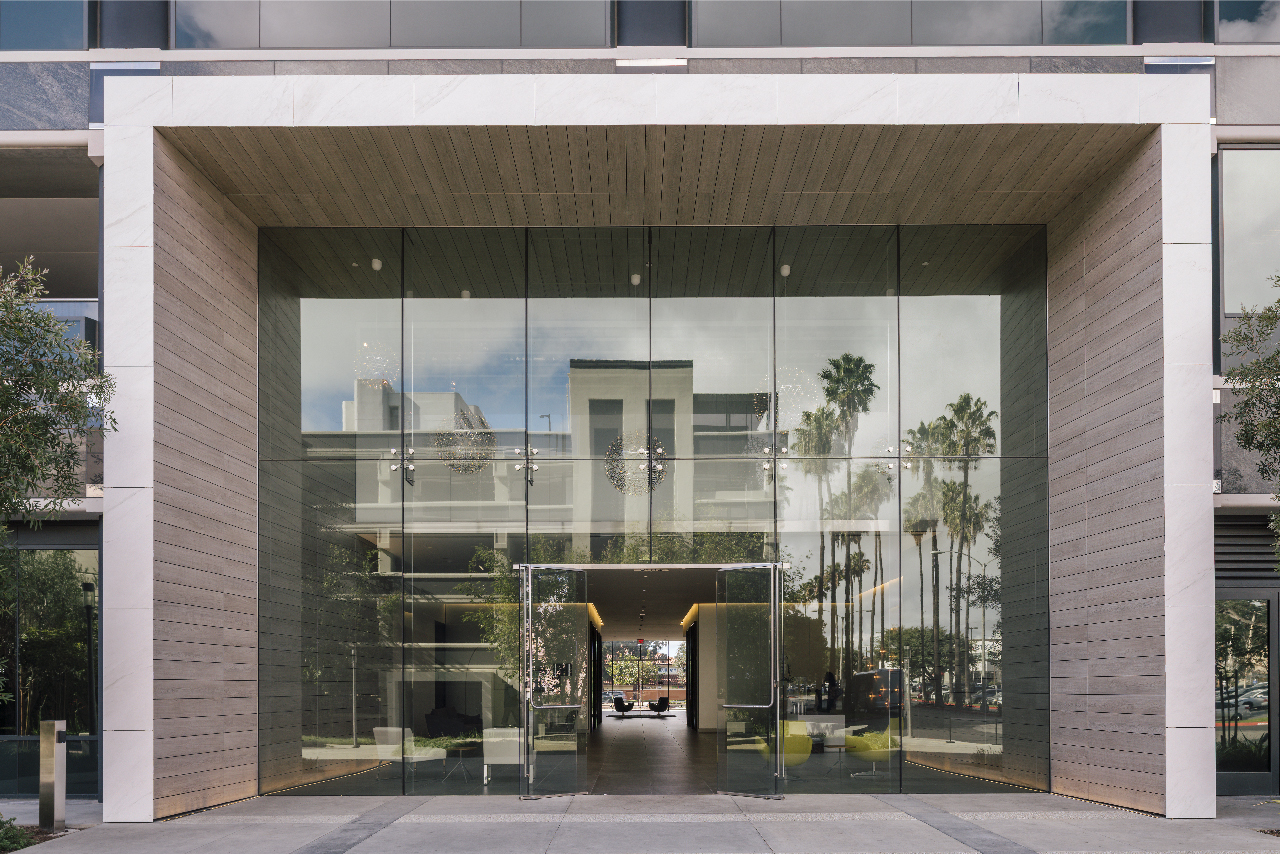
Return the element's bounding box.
[520,0,610,46]
[900,225,1047,460]
[260,0,391,48]
[403,569,522,794]
[175,0,260,48]
[13,551,97,736]
[1219,1,1280,42]
[260,229,402,462]
[652,459,775,564]
[1222,150,1280,312]
[0,547,15,739]
[405,228,525,466]
[617,0,686,46]
[911,1,1042,44]
[652,228,774,459]
[776,226,898,462]
[1042,0,1128,43]
[0,1,85,50]
[691,0,782,46]
[392,0,520,46]
[529,458,648,563]
[778,461,901,793]
[899,457,1048,791]
[717,565,777,796]
[529,228,647,460]
[1217,599,1271,773]
[259,460,402,795]
[781,1,910,45]
[526,568,589,796]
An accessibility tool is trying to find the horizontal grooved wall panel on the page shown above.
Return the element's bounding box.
[1046,128,1164,814]
[153,133,259,818]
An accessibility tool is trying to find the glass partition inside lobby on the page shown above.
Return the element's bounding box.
[258,224,1049,796]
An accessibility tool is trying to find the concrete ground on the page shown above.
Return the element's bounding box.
[7,794,1280,854]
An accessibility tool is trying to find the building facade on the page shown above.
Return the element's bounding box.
[4,0,1278,824]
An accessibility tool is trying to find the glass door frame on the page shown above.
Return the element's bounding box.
[716,562,784,799]
[1215,583,1280,796]
[519,564,590,799]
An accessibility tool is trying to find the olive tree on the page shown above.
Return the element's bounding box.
[1,259,115,530]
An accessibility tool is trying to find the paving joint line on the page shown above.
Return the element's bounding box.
[874,794,1035,854]
[290,795,431,854]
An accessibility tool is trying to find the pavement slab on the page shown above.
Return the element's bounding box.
[20,794,1280,854]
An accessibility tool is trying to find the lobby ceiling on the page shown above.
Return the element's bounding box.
[584,565,717,641]
[161,123,1155,230]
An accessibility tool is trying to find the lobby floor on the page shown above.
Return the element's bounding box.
[15,795,1280,854]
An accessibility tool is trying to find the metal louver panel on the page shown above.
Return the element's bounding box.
[1216,514,1279,577]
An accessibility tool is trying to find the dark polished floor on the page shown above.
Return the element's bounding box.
[586,713,718,795]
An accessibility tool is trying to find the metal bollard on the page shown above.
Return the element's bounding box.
[39,720,66,831]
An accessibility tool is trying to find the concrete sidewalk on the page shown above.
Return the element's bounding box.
[10,794,1280,854]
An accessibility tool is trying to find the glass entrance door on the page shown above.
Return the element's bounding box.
[1216,589,1278,795]
[716,563,781,797]
[522,565,589,797]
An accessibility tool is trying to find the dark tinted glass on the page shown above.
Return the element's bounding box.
[1133,0,1207,42]
[1043,0,1128,43]
[618,0,686,45]
[260,0,391,48]
[912,0,1041,44]
[99,0,167,48]
[0,1,84,49]
[175,0,260,48]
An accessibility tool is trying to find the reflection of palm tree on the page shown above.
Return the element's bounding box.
[852,464,893,667]
[940,480,965,701]
[905,418,947,704]
[941,394,997,705]
[794,406,839,664]
[821,355,879,545]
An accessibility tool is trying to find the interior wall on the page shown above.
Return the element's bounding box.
[1045,129,1165,813]
[152,133,259,818]
[696,603,718,732]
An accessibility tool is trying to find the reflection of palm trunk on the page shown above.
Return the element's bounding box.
[914,533,925,673]
[956,460,971,707]
[877,531,886,669]
[947,533,956,701]
[964,544,973,705]
[931,526,941,705]
[869,549,877,670]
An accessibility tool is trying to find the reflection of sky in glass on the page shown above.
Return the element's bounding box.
[1220,0,1280,41]
[900,296,1002,452]
[1043,0,1127,44]
[175,0,260,49]
[300,298,400,432]
[1223,150,1280,311]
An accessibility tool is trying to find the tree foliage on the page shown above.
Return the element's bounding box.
[1,259,115,529]
[1219,274,1280,562]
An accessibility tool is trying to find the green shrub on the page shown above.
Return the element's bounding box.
[0,815,35,853]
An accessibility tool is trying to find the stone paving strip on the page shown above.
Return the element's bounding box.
[950,810,1156,822]
[395,811,917,823]
[172,815,362,824]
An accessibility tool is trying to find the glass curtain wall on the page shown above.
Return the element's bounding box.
[258,224,1048,796]
[0,548,99,795]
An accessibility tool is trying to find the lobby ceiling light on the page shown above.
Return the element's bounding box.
[436,409,496,473]
[631,274,641,286]
[371,258,382,271]
[605,431,667,495]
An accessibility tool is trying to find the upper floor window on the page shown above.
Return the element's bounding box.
[1221,148,1280,315]
[0,0,86,50]
[1219,0,1280,42]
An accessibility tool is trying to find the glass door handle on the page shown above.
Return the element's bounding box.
[723,704,773,709]
[530,703,582,710]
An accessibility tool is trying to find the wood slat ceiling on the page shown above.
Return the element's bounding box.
[161,123,1155,230]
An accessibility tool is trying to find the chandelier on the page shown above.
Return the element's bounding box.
[604,431,667,495]
[435,410,496,473]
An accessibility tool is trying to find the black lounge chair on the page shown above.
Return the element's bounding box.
[613,697,635,716]
[648,697,670,715]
